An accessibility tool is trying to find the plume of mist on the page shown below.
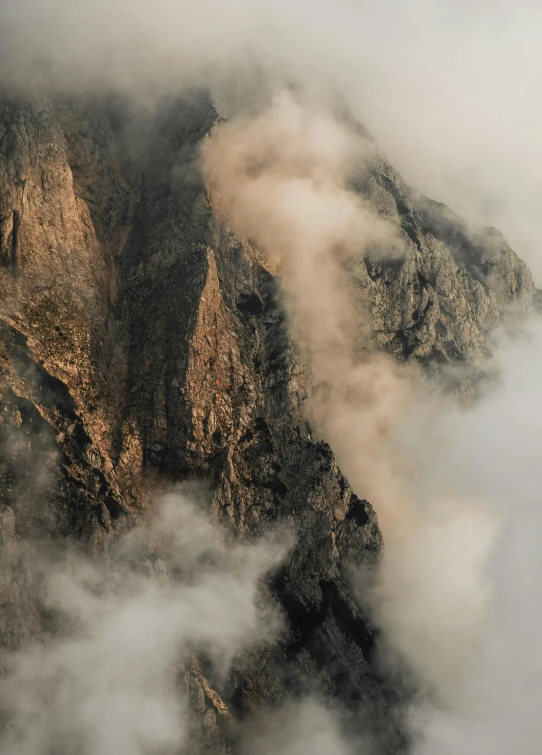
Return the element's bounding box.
[238,698,358,755]
[202,93,501,706]
[203,88,542,755]
[0,493,291,755]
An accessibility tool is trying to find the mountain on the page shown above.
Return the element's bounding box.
[0,91,533,752]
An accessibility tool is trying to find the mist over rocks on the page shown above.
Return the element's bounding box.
[0,84,535,753]
[0,0,540,746]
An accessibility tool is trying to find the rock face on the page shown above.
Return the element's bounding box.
[0,91,534,751]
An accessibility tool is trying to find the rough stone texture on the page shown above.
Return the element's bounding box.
[0,91,535,752]
[351,156,533,372]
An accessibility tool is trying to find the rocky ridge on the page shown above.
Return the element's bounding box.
[0,91,534,752]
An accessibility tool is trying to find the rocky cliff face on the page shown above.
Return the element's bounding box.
[0,91,534,752]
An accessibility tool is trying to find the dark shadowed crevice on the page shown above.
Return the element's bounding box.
[11,209,19,273]
[237,292,264,317]
[346,495,370,527]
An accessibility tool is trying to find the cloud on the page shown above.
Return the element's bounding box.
[238,698,359,755]
[0,493,291,755]
[404,320,542,754]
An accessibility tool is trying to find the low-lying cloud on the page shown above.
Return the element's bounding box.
[0,493,290,755]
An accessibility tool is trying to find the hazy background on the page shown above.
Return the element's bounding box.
[1,0,541,278]
[411,322,542,755]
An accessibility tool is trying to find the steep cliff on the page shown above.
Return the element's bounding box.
[0,92,533,751]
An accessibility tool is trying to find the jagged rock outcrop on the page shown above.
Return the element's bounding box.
[0,91,534,752]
